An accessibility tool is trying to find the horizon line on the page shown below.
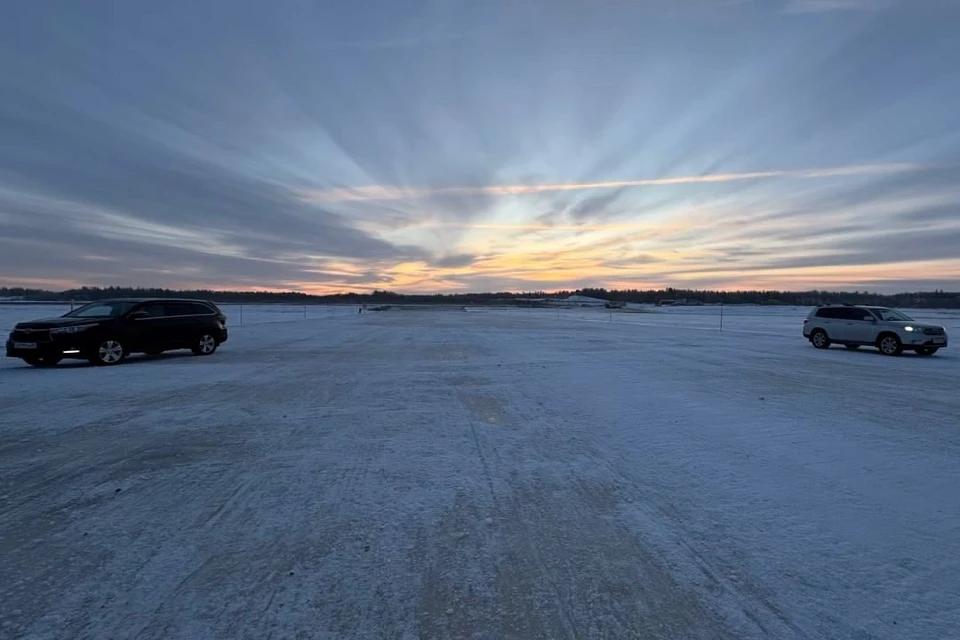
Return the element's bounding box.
[2,285,957,298]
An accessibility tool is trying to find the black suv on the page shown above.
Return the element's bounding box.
[6,298,228,366]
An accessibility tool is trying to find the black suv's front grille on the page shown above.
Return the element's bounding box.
[11,329,51,342]
[923,328,945,336]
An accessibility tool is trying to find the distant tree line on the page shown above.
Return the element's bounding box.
[2,285,959,308]
[572,287,960,308]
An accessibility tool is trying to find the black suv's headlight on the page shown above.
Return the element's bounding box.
[50,324,99,335]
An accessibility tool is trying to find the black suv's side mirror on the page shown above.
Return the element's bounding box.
[128,310,149,320]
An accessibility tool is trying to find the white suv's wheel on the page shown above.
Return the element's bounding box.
[878,334,903,356]
[810,329,830,349]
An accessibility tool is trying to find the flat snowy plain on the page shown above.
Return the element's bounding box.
[1,304,959,639]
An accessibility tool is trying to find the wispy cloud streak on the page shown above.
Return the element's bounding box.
[299,163,923,203]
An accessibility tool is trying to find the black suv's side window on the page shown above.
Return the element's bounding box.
[166,303,198,317]
[139,303,166,318]
[187,302,214,315]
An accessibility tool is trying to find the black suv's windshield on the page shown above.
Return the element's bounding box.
[870,308,914,322]
[64,301,138,318]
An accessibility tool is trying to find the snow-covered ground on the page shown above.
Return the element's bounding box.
[1,305,958,638]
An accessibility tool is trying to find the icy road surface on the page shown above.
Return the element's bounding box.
[1,307,959,639]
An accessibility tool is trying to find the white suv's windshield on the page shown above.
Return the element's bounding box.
[870,308,914,322]
[64,301,138,318]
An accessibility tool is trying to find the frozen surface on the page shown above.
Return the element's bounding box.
[1,306,959,638]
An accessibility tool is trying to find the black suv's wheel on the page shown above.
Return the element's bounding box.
[90,339,126,365]
[845,345,860,350]
[810,329,830,349]
[192,334,218,356]
[877,334,903,356]
[916,347,939,356]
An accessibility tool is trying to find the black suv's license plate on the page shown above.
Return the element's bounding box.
[13,342,38,349]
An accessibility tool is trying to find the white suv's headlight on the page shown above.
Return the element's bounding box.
[50,324,98,335]
[903,326,915,332]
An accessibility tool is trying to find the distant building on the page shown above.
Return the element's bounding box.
[656,298,702,306]
[563,295,608,307]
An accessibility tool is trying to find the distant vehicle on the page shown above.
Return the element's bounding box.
[802,305,948,356]
[5,298,228,366]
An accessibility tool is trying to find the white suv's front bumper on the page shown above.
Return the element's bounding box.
[904,334,948,348]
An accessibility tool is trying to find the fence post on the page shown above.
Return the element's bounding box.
[240,304,243,325]
[304,305,307,319]
[720,304,723,333]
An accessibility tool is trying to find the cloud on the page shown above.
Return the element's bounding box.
[565,188,629,221]
[314,31,476,51]
[784,0,889,13]
[298,164,923,203]
[431,254,480,269]
[600,254,664,269]
[303,270,396,285]
[2,0,959,294]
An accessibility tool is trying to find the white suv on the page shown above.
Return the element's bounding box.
[803,305,948,356]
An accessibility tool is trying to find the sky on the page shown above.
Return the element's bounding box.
[2,0,959,294]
